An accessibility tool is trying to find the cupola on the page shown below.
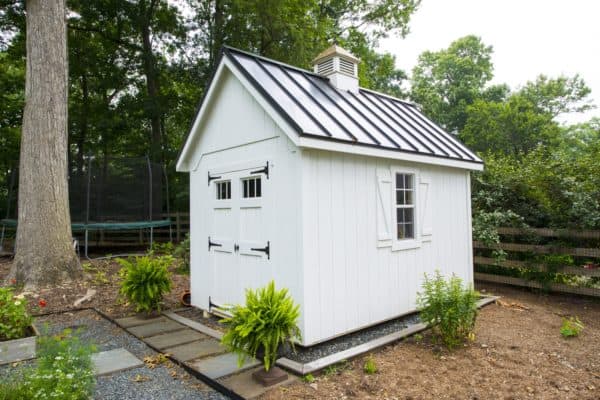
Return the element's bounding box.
[312,45,360,93]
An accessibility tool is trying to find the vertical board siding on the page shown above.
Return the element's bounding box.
[301,149,473,344]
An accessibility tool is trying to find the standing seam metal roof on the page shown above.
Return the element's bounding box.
[224,46,483,165]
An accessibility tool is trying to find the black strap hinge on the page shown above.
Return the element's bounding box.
[250,161,269,179]
[208,236,222,251]
[208,171,222,186]
[251,241,270,259]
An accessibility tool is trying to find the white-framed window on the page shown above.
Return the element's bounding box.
[395,173,415,240]
[242,176,261,198]
[216,180,231,200]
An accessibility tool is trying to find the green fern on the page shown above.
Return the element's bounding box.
[117,256,173,313]
[220,281,301,371]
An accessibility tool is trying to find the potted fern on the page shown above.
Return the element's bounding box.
[220,281,300,386]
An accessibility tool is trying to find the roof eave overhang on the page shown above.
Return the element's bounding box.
[298,135,484,171]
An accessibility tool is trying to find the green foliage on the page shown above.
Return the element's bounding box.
[410,35,494,133]
[323,360,350,376]
[117,256,173,313]
[363,355,377,374]
[0,329,96,400]
[173,234,190,274]
[417,271,479,349]
[151,241,175,255]
[0,287,32,341]
[221,281,301,371]
[560,316,584,338]
[301,373,315,383]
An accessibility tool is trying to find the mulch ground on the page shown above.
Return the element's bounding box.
[262,284,600,400]
[0,253,189,318]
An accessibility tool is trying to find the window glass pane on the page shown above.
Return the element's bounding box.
[396,173,404,189]
[405,223,414,238]
[405,190,413,205]
[405,174,413,190]
[404,208,413,223]
[397,208,404,223]
[396,190,404,205]
[249,179,255,197]
[243,180,248,198]
[226,182,231,198]
[256,177,261,197]
[397,223,404,239]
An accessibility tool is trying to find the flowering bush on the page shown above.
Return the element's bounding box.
[0,287,33,341]
[22,329,96,399]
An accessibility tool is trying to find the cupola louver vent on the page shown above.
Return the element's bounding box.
[317,58,334,75]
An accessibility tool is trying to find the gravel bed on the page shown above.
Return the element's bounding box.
[175,307,226,333]
[2,309,229,400]
[280,313,422,364]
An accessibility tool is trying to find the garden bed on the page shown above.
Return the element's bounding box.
[261,283,600,399]
[0,309,227,400]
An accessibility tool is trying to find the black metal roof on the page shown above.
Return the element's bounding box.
[223,46,482,165]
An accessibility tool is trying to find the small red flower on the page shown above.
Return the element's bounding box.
[10,279,16,285]
[38,299,47,308]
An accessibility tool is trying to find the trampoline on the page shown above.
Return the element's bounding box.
[1,156,172,258]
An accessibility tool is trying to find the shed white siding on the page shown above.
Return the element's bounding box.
[300,149,473,345]
[188,68,305,334]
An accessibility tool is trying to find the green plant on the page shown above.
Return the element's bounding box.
[117,255,173,313]
[323,360,350,376]
[560,316,584,338]
[0,288,32,341]
[221,281,301,371]
[417,271,479,349]
[150,241,175,255]
[302,373,315,383]
[173,234,190,275]
[0,329,96,400]
[363,355,377,374]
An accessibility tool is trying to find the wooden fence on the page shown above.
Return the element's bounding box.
[474,227,600,297]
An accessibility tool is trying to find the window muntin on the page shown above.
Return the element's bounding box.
[216,180,231,200]
[395,173,415,239]
[242,176,261,198]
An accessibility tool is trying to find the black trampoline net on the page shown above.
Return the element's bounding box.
[3,156,168,223]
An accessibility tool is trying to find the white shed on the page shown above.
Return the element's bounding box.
[176,45,483,346]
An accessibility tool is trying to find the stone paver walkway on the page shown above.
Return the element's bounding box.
[115,313,297,399]
[92,348,144,376]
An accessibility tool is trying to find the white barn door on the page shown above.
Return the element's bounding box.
[207,162,270,308]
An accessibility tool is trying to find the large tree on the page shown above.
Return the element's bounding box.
[10,0,81,287]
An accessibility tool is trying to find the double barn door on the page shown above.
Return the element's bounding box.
[207,162,270,308]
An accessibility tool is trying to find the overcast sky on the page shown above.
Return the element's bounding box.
[380,0,600,124]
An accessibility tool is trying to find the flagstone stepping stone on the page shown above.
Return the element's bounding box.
[164,339,227,362]
[189,352,260,379]
[218,367,297,399]
[115,315,170,329]
[0,336,36,365]
[144,328,208,350]
[92,348,143,376]
[128,319,186,338]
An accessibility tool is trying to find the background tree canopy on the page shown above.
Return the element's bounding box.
[0,3,598,231]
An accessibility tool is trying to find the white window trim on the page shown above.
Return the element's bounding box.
[391,167,421,251]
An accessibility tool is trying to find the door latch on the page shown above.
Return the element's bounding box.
[234,243,239,252]
[251,241,270,259]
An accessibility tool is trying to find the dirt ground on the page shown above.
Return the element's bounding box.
[0,253,190,318]
[262,284,600,400]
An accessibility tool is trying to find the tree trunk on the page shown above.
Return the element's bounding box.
[10,0,81,288]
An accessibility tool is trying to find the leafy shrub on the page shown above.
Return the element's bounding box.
[363,355,377,374]
[173,234,190,275]
[150,241,175,255]
[1,329,96,400]
[301,373,315,383]
[417,271,479,349]
[221,281,301,371]
[560,316,584,338]
[0,287,32,341]
[118,256,173,313]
